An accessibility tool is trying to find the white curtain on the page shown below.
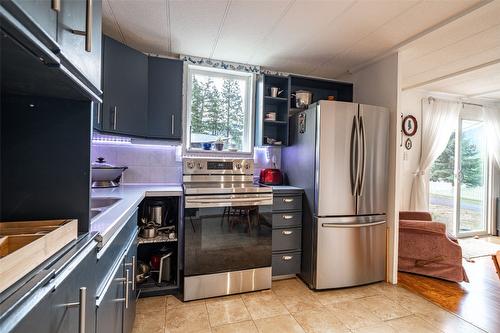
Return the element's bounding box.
[409,98,461,211]
[483,106,500,168]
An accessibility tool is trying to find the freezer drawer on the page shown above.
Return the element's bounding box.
[272,227,302,252]
[315,216,386,289]
[272,251,301,276]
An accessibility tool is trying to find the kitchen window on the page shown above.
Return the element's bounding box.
[184,65,255,154]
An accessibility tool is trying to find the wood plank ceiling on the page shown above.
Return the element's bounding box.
[400,1,500,101]
[102,0,482,79]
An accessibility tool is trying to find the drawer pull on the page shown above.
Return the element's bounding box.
[282,230,293,235]
[282,255,293,261]
[61,287,87,333]
[282,215,293,220]
[125,255,136,291]
[283,198,294,203]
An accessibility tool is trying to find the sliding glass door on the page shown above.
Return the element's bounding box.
[429,117,489,237]
[456,119,488,236]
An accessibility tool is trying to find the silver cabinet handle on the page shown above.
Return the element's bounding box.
[124,269,130,309]
[125,256,136,291]
[282,215,293,220]
[282,230,293,235]
[61,287,87,333]
[282,255,293,261]
[97,105,101,124]
[322,220,386,228]
[69,0,93,52]
[51,0,60,11]
[283,198,294,203]
[113,106,118,130]
[171,114,175,135]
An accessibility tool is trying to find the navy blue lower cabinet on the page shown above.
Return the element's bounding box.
[123,233,138,333]
[10,242,97,333]
[272,188,303,277]
[96,260,124,333]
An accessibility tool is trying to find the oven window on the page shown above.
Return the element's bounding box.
[184,205,272,276]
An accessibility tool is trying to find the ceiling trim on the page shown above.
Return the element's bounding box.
[401,57,500,91]
[343,0,494,77]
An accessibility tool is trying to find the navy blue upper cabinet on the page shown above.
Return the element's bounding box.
[57,0,103,91]
[102,36,148,136]
[10,0,58,40]
[147,57,183,140]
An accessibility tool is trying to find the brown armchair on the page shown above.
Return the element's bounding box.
[398,211,469,283]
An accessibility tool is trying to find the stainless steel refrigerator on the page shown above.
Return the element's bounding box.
[283,100,389,289]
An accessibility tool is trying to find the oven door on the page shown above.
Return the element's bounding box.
[184,193,273,277]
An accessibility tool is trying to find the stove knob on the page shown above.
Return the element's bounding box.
[186,161,194,169]
[244,162,250,170]
[235,162,242,169]
[197,162,204,169]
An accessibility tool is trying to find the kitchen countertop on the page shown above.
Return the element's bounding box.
[90,184,183,247]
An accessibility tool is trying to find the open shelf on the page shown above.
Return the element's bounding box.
[264,120,288,125]
[264,96,288,104]
[256,74,290,146]
[137,234,177,245]
[137,275,178,297]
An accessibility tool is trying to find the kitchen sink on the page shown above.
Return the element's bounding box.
[90,197,122,220]
[90,209,102,219]
[91,197,121,209]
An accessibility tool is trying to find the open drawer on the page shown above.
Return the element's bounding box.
[0,219,78,293]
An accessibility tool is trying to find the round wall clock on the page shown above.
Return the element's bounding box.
[402,115,418,136]
[405,138,413,150]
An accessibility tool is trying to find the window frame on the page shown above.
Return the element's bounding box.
[182,64,255,157]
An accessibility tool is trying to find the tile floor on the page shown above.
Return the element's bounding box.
[132,278,486,333]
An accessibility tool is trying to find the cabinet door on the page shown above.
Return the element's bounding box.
[96,261,124,333]
[10,291,52,333]
[123,235,138,333]
[102,36,148,136]
[50,245,97,333]
[147,57,183,139]
[57,0,102,90]
[11,0,58,40]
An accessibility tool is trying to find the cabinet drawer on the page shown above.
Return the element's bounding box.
[273,195,302,212]
[96,210,138,290]
[272,227,301,252]
[272,252,301,276]
[272,212,301,228]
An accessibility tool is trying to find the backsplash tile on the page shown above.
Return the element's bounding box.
[91,144,281,184]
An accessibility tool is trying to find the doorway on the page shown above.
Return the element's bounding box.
[429,114,489,237]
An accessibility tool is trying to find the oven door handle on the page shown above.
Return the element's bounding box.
[185,197,272,208]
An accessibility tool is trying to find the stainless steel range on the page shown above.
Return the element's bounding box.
[182,158,273,301]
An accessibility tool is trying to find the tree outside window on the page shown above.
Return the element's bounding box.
[185,65,254,154]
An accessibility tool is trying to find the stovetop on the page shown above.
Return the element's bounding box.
[183,182,272,195]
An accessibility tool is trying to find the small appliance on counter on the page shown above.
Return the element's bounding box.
[91,157,128,188]
[259,165,283,185]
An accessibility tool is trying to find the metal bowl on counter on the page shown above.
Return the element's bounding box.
[91,157,128,188]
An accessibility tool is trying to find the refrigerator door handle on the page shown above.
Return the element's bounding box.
[350,115,359,196]
[321,220,386,228]
[358,116,367,195]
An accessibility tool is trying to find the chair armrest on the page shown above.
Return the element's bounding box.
[399,211,433,221]
[399,220,446,235]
